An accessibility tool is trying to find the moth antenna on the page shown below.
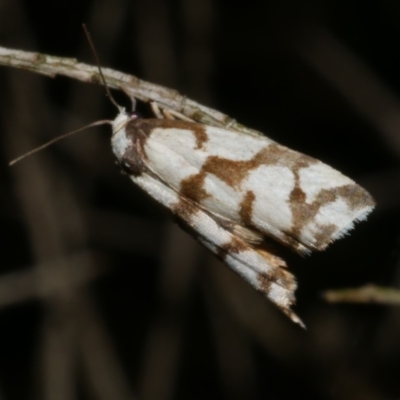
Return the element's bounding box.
[9,120,112,166]
[82,24,123,113]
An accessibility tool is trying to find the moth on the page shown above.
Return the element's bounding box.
[111,103,375,328]
[6,34,374,327]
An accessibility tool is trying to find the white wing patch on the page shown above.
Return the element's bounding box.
[111,109,375,328]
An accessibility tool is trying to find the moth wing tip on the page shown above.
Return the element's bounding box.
[332,203,376,242]
[286,310,306,329]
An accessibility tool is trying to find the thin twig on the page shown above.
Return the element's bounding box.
[0,45,263,137]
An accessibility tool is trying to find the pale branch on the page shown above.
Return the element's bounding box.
[0,45,263,138]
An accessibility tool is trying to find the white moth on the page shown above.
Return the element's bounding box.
[111,105,375,328]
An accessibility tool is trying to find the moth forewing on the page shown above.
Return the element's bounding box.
[111,106,375,327]
[114,114,375,251]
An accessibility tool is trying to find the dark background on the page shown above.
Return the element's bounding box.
[0,1,398,399]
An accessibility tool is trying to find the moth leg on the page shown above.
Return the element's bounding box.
[150,99,235,128]
[129,97,137,113]
[174,95,195,121]
[161,109,176,120]
[150,101,176,120]
[163,108,194,121]
[150,101,195,122]
[150,101,164,119]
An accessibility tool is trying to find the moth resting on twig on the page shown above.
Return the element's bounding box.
[5,32,374,327]
[111,103,375,328]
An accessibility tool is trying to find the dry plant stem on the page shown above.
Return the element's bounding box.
[77,293,136,400]
[0,45,263,137]
[0,251,107,308]
[323,284,400,305]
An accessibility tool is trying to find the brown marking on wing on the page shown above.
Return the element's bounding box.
[173,143,317,248]
[191,125,209,149]
[257,272,296,296]
[257,275,272,294]
[268,143,375,250]
[221,143,375,251]
[201,156,254,188]
[171,195,198,223]
[288,179,375,250]
[312,224,338,247]
[218,235,291,284]
[217,236,249,260]
[239,190,256,226]
[180,170,209,202]
[200,143,316,189]
[196,144,318,248]
[221,237,249,254]
[128,118,209,149]
[257,268,302,327]
[335,184,375,209]
[256,250,296,297]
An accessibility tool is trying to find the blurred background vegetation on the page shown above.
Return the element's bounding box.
[0,0,398,399]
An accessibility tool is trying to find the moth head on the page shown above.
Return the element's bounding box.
[111,110,131,161]
[111,110,142,136]
[112,108,129,134]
